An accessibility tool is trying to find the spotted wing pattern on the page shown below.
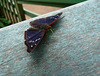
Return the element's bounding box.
[32,12,62,25]
[24,12,62,53]
[24,30,45,53]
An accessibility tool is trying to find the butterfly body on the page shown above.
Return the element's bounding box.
[24,12,62,53]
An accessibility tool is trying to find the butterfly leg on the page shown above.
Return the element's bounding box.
[58,16,65,21]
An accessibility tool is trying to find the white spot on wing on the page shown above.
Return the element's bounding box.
[31,45,33,47]
[29,40,32,43]
[35,38,41,42]
[38,38,40,40]
[29,40,34,43]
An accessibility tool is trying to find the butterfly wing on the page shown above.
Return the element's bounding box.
[24,12,62,53]
[45,12,62,25]
[30,12,62,25]
[24,29,45,53]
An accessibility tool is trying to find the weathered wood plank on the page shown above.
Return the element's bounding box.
[0,0,100,75]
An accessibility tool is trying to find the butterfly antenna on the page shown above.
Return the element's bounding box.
[58,16,65,21]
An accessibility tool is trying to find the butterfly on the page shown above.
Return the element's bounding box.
[24,12,62,53]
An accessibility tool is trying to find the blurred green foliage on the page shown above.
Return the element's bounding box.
[0,18,10,28]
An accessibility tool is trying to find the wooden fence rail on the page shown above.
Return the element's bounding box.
[0,0,86,24]
[0,0,25,23]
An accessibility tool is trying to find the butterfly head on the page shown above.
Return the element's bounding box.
[46,25,52,30]
[30,21,39,26]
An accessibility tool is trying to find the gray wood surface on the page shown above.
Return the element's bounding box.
[0,0,100,76]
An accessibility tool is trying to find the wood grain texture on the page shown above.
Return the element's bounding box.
[0,0,100,75]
